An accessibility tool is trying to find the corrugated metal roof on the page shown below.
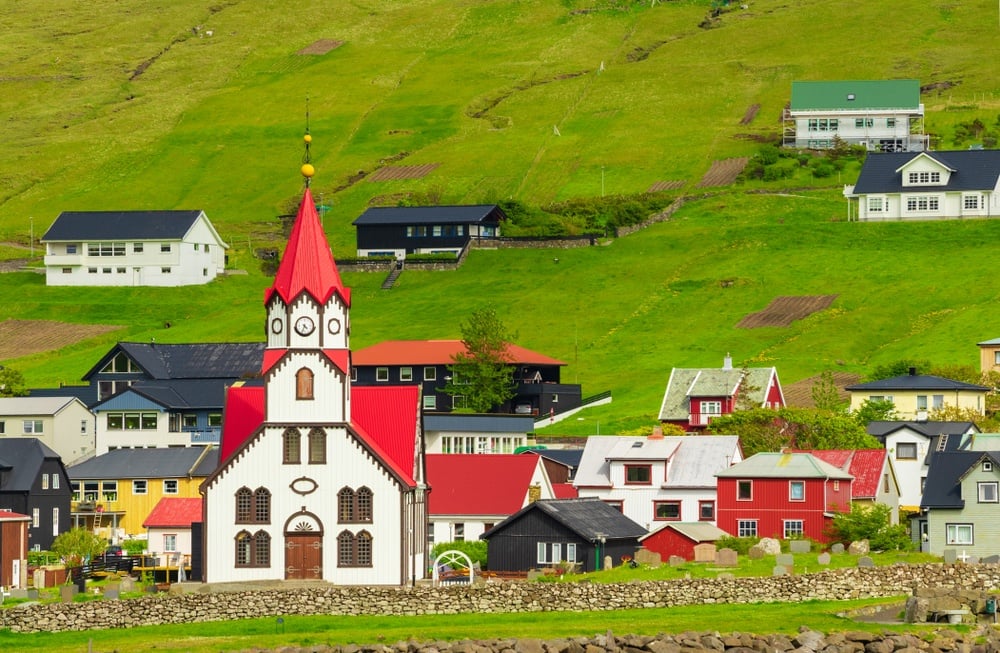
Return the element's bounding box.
[799,449,887,500]
[353,340,565,366]
[143,497,202,528]
[0,439,63,491]
[41,210,205,241]
[790,80,920,112]
[847,372,989,392]
[266,188,350,307]
[426,454,544,515]
[67,446,219,480]
[0,396,83,415]
[716,452,853,480]
[574,435,741,489]
[424,413,535,433]
[84,342,266,381]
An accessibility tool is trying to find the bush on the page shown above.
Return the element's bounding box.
[758,144,780,165]
[826,503,913,551]
[811,163,834,178]
[122,540,147,555]
[430,540,487,569]
[715,535,759,555]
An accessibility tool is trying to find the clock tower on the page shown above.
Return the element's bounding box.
[261,133,351,424]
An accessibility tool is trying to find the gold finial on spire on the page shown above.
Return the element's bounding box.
[301,98,315,186]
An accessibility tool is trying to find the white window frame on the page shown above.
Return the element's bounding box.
[163,479,179,495]
[423,366,437,381]
[133,479,148,495]
[422,395,436,410]
[896,442,918,460]
[789,480,805,502]
[946,523,973,545]
[400,367,413,382]
[376,367,389,382]
[737,519,757,537]
[978,481,998,503]
[783,519,804,538]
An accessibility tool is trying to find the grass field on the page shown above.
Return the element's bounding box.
[1,0,999,434]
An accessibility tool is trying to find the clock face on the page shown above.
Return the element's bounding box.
[328,318,341,335]
[294,316,315,336]
[271,318,283,334]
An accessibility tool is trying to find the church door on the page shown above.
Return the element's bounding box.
[285,534,322,579]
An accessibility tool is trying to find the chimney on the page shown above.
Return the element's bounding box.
[649,425,664,440]
[723,353,733,370]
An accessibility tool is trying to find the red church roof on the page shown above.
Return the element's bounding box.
[264,188,350,307]
[796,449,888,500]
[218,384,419,486]
[353,340,565,366]
[143,498,203,529]
[552,482,578,499]
[425,454,545,515]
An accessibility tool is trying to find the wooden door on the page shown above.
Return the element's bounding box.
[285,534,322,580]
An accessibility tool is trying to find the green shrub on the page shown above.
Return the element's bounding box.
[825,503,914,551]
[715,535,759,555]
[758,145,780,165]
[122,540,147,555]
[811,163,834,178]
[430,540,487,569]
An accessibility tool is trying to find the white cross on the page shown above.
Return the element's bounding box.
[958,550,970,563]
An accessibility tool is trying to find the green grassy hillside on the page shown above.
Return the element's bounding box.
[1,0,999,435]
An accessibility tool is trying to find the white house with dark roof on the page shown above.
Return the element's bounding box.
[783,80,926,151]
[41,210,228,286]
[844,150,1000,221]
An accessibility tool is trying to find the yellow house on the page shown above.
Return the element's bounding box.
[977,338,1000,375]
[66,446,217,542]
[846,369,989,420]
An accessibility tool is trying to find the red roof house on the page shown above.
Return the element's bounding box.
[143,498,202,567]
[715,452,853,543]
[352,339,582,417]
[639,521,731,562]
[425,454,556,544]
[795,449,901,524]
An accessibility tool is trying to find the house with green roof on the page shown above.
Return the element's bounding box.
[657,355,785,431]
[783,80,926,152]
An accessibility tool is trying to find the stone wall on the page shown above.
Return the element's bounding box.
[6,563,1000,634]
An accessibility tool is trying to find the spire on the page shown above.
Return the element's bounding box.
[265,129,350,307]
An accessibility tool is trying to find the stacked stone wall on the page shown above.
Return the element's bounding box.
[5,563,1000,634]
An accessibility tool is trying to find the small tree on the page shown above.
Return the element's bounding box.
[733,365,762,412]
[825,503,912,551]
[51,528,107,566]
[442,307,518,413]
[430,540,487,569]
[0,366,28,397]
[852,398,899,426]
[811,370,847,413]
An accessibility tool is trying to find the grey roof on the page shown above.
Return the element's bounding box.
[852,150,1000,195]
[0,396,87,416]
[659,366,778,420]
[978,338,1000,346]
[67,446,219,480]
[846,373,989,392]
[574,435,742,489]
[715,452,853,480]
[866,420,979,438]
[352,205,506,226]
[921,451,1000,509]
[640,521,730,543]
[423,413,534,434]
[93,379,231,411]
[0,439,63,492]
[83,342,266,381]
[484,498,646,541]
[525,448,584,469]
[41,210,206,241]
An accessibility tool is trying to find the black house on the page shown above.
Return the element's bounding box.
[481,498,645,573]
[0,439,72,551]
[351,204,506,259]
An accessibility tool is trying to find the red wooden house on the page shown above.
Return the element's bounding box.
[0,510,31,589]
[657,355,785,431]
[715,452,853,542]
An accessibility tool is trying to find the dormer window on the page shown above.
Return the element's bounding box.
[906,171,941,185]
[624,464,652,485]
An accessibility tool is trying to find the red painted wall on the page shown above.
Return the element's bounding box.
[640,527,699,561]
[716,477,850,543]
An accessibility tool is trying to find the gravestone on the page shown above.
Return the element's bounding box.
[967,555,980,565]
[693,543,717,563]
[983,554,1000,564]
[772,565,788,576]
[790,540,811,554]
[60,585,77,603]
[717,572,735,580]
[104,586,120,600]
[817,552,831,566]
[830,543,845,554]
[943,549,958,564]
[9,588,28,599]
[748,545,765,560]
[776,553,794,567]
[715,548,738,567]
[120,576,136,593]
[635,548,662,568]
[604,555,613,571]
[848,539,870,555]
[526,570,544,581]
[857,556,875,568]
[668,555,686,567]
[757,537,781,555]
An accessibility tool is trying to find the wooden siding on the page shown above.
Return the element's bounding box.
[926,463,1000,557]
[484,510,596,573]
[640,528,699,561]
[717,477,848,542]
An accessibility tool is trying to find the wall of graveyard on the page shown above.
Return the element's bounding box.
[5,562,1000,634]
